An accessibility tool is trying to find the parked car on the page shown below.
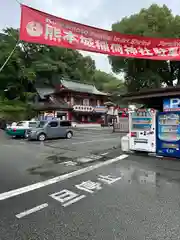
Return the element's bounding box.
[6,122,17,130]
[6,120,39,138]
[27,120,73,141]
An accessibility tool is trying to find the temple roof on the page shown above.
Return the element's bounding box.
[61,80,109,96]
[32,97,72,111]
[36,87,54,99]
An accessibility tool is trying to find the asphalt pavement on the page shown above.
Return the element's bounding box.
[0,128,122,193]
[2,129,180,239]
[1,152,180,239]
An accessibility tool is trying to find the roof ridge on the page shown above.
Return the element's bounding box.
[61,79,94,87]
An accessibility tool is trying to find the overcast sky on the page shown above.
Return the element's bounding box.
[1,0,180,74]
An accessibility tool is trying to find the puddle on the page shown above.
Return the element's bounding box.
[29,169,59,178]
[27,152,109,177]
[46,155,73,164]
[120,166,157,185]
[27,155,79,178]
[27,165,59,178]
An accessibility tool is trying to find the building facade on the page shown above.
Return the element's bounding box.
[34,80,110,123]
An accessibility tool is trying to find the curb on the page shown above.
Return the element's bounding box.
[122,150,180,161]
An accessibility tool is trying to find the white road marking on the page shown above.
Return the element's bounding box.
[16,203,48,219]
[75,180,102,193]
[62,195,86,207]
[0,154,128,201]
[50,189,79,203]
[59,161,77,166]
[77,153,109,163]
[100,152,109,156]
[77,154,102,163]
[98,175,122,184]
[72,138,118,145]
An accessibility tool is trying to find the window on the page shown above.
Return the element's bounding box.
[49,121,58,127]
[16,121,26,126]
[38,121,46,128]
[83,99,89,106]
[29,122,38,128]
[60,121,71,127]
[96,100,100,106]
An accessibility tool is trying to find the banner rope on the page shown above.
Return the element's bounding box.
[0,0,21,73]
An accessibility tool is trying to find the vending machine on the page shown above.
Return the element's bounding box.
[156,98,180,158]
[129,109,156,153]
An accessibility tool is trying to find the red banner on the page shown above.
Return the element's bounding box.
[20,5,180,60]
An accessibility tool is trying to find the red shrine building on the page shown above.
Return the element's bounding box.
[34,80,110,123]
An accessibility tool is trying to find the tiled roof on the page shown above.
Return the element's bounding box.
[32,103,71,111]
[61,80,109,96]
[35,87,54,99]
[48,96,70,108]
[32,98,72,110]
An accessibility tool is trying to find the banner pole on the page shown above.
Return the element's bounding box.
[0,41,19,73]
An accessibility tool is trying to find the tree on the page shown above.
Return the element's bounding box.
[93,70,126,105]
[108,4,180,92]
[0,27,123,104]
[93,70,126,93]
[0,28,97,98]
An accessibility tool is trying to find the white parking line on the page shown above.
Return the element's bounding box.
[16,203,48,219]
[0,154,128,201]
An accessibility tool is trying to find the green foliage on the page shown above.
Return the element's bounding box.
[0,27,126,118]
[93,70,126,93]
[108,4,180,92]
[0,98,35,121]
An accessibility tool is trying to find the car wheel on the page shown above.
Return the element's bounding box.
[66,131,73,139]
[24,130,29,138]
[38,133,46,141]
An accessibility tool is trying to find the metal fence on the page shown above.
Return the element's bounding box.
[114,117,129,133]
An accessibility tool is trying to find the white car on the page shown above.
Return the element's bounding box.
[6,120,39,138]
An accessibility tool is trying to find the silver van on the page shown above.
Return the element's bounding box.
[27,120,73,141]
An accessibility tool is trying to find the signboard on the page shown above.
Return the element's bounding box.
[44,111,56,120]
[73,105,93,112]
[163,98,180,111]
[94,106,107,113]
[20,5,180,61]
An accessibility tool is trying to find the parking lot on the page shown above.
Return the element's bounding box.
[0,128,123,193]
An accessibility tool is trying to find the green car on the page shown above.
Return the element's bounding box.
[6,121,39,138]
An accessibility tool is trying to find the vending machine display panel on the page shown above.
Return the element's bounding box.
[156,112,180,157]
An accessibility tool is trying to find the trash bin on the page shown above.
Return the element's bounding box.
[121,133,129,152]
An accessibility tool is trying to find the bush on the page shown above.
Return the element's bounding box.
[0,100,36,121]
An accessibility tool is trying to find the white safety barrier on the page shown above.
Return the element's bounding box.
[121,133,130,152]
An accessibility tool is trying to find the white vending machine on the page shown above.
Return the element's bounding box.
[129,109,156,153]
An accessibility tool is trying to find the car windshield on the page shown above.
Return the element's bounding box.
[16,121,26,126]
[37,121,46,128]
[29,122,38,128]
